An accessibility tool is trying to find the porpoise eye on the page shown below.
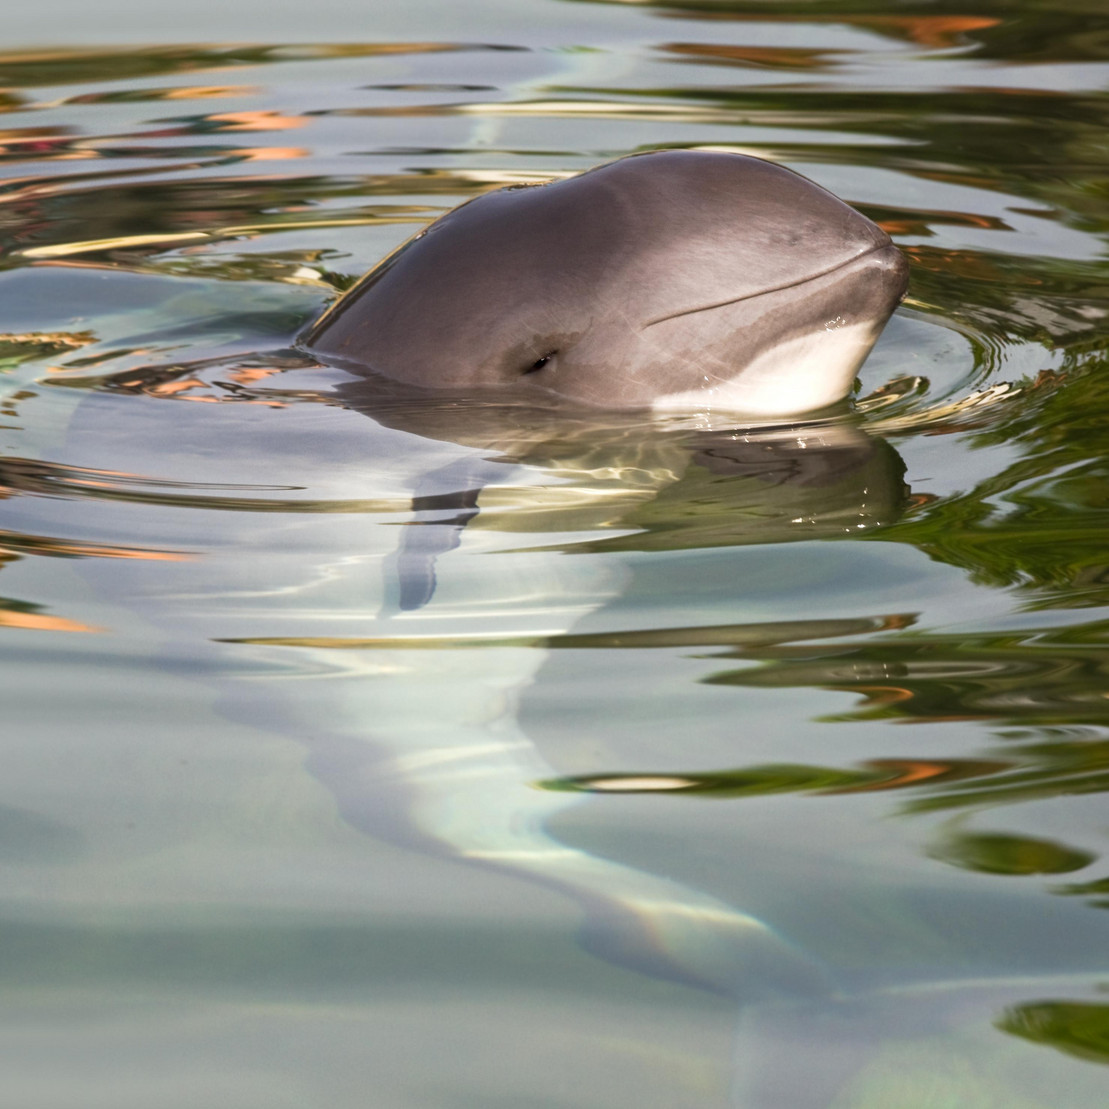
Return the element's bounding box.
[523,352,555,375]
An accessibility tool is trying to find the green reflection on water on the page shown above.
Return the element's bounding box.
[876,355,1109,608]
[927,829,1096,877]
[707,620,1109,730]
[1000,1000,1109,1066]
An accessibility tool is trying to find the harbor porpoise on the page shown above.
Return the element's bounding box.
[303,149,908,416]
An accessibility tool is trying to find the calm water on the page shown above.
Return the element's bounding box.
[3,2,1109,1106]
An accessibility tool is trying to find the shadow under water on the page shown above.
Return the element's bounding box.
[47,350,923,1099]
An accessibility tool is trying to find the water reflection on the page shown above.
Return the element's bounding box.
[1000,999,1109,1066]
[336,372,910,548]
[880,353,1109,607]
[709,622,1109,727]
[542,756,1012,798]
[927,828,1095,877]
[2,8,1109,1105]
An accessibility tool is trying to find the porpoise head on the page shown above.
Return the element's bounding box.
[303,150,908,417]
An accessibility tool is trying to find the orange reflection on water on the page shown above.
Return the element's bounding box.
[48,85,259,106]
[226,146,309,162]
[663,43,835,70]
[0,527,188,562]
[826,757,1011,793]
[158,85,261,101]
[903,245,1010,282]
[140,377,208,397]
[0,607,98,633]
[876,210,1010,237]
[677,13,999,51]
[0,131,96,162]
[846,683,915,705]
[845,15,1000,49]
[126,372,291,405]
[205,110,307,132]
[225,366,283,386]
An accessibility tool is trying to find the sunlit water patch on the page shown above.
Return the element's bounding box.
[2,4,1109,1106]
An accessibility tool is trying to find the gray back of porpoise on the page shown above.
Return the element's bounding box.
[303,149,908,417]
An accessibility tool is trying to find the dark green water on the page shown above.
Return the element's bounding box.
[2,2,1109,1106]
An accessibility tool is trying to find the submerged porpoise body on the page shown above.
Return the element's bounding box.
[304,150,908,416]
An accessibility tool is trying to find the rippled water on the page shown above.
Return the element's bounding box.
[3,3,1109,1106]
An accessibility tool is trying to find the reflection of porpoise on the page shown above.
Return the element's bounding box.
[304,150,908,417]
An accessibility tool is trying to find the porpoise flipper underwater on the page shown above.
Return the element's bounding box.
[383,453,499,613]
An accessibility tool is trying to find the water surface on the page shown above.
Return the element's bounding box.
[3,2,1109,1106]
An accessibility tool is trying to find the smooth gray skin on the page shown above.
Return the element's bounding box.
[303,150,909,415]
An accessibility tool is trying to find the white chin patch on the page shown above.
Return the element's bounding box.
[651,321,876,418]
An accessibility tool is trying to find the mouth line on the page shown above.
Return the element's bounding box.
[641,242,894,330]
